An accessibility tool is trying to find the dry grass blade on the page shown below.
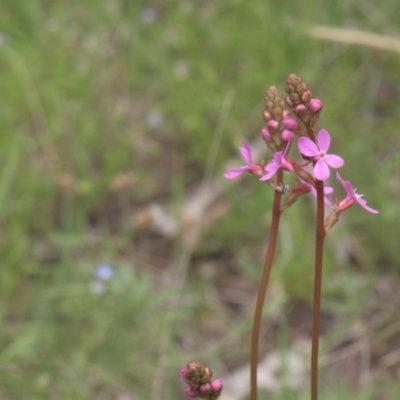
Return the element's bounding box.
[308,25,400,54]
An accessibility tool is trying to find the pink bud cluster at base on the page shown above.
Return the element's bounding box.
[180,363,223,400]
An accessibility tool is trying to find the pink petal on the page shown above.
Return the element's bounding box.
[273,151,283,165]
[316,129,331,153]
[298,136,319,157]
[356,198,379,214]
[239,141,252,165]
[336,172,354,196]
[324,154,344,169]
[313,159,330,180]
[324,186,334,194]
[336,172,345,186]
[223,167,248,179]
[260,163,279,181]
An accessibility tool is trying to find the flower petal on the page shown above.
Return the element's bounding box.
[336,172,355,197]
[239,141,252,165]
[325,154,344,169]
[273,151,283,165]
[313,159,330,180]
[356,198,379,214]
[297,136,319,157]
[316,129,331,153]
[260,163,279,181]
[223,166,248,179]
[324,186,334,194]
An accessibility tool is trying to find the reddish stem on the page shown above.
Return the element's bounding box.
[311,179,326,400]
[250,169,283,400]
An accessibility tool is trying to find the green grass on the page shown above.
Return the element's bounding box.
[1,0,400,398]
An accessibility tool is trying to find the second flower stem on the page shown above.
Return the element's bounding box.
[250,169,283,400]
[311,179,326,400]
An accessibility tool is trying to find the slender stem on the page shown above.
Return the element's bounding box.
[310,179,326,400]
[250,169,283,400]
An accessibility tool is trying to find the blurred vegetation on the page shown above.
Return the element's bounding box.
[0,0,400,399]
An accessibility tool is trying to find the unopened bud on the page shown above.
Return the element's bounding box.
[180,361,222,399]
[285,96,294,108]
[211,380,223,392]
[267,119,279,131]
[264,86,286,122]
[289,93,300,105]
[281,129,293,142]
[301,90,312,105]
[261,127,271,141]
[310,98,323,114]
[263,111,271,122]
[186,387,200,398]
[283,116,299,130]
[294,104,309,123]
[200,383,211,393]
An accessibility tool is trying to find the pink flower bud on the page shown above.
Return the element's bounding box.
[186,386,200,398]
[282,110,289,119]
[199,383,211,393]
[294,104,307,116]
[301,90,312,104]
[263,110,271,121]
[310,98,323,113]
[283,116,299,130]
[211,379,223,392]
[267,119,279,131]
[285,96,293,107]
[261,127,271,141]
[281,129,293,142]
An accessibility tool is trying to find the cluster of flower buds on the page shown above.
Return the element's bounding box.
[285,73,322,127]
[223,73,378,229]
[180,361,223,400]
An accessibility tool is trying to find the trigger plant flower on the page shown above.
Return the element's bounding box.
[260,141,293,181]
[297,129,344,180]
[223,141,262,179]
[336,173,379,214]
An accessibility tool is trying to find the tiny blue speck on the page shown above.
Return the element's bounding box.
[95,263,115,281]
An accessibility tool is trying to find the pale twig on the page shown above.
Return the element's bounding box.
[308,25,400,54]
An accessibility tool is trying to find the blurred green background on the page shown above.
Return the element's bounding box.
[1,0,400,399]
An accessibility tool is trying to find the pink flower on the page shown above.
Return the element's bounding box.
[336,173,379,214]
[260,141,293,181]
[297,129,344,181]
[223,141,262,179]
